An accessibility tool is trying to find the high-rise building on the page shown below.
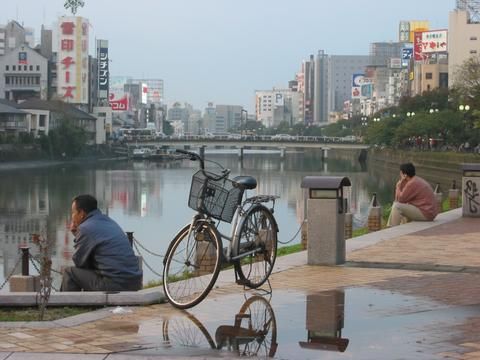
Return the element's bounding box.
[255,88,301,128]
[215,105,243,133]
[313,50,329,124]
[0,21,31,56]
[132,79,164,105]
[449,5,480,86]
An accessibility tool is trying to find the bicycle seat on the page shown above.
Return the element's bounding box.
[233,176,257,190]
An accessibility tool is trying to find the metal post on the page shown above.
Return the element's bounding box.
[126,232,134,247]
[20,246,29,276]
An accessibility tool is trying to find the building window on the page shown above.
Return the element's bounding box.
[36,65,40,71]
[425,72,433,80]
[35,77,40,85]
[5,65,8,71]
[24,65,27,71]
[470,50,478,54]
[12,65,16,71]
[29,65,33,71]
[471,36,478,40]
[39,115,46,127]
[5,76,9,84]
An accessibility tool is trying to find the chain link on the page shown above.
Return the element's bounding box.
[0,253,23,290]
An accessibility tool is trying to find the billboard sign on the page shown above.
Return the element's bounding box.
[57,16,89,104]
[97,39,109,99]
[390,58,402,69]
[109,76,131,111]
[414,31,425,61]
[274,92,284,106]
[352,73,366,87]
[361,83,373,98]
[399,21,410,42]
[421,30,447,53]
[141,83,148,104]
[351,87,361,99]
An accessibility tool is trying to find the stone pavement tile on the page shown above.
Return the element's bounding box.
[0,353,11,360]
[7,353,106,359]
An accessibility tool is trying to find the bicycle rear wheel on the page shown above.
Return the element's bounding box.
[234,205,278,288]
[163,222,222,309]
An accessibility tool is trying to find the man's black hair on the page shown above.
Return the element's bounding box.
[73,194,98,214]
[400,162,416,177]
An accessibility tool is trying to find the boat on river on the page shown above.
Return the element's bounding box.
[131,147,183,161]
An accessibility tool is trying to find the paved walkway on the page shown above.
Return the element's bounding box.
[0,208,479,359]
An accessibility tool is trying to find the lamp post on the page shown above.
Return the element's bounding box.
[459,104,471,148]
[406,112,415,118]
[373,117,380,122]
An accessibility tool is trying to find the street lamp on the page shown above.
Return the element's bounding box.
[373,117,380,122]
[429,108,439,114]
[459,104,471,112]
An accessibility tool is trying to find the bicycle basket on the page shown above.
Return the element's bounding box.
[188,170,243,223]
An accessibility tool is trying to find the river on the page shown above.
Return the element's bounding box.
[0,149,453,290]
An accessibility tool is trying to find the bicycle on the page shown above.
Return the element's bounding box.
[162,149,279,309]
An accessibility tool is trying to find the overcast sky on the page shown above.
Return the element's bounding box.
[3,0,453,111]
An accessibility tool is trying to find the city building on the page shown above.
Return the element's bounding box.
[329,55,370,113]
[203,102,216,134]
[0,43,49,101]
[215,105,243,133]
[16,99,97,143]
[0,21,32,56]
[313,50,329,124]
[0,99,29,139]
[132,79,164,105]
[255,88,301,128]
[449,3,480,87]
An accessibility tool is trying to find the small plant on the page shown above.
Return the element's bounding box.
[31,234,53,321]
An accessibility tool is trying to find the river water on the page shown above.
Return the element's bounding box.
[0,149,447,289]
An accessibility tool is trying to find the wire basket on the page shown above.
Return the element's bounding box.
[188,170,243,223]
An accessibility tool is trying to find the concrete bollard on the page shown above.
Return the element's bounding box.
[434,183,443,210]
[9,247,40,292]
[344,212,353,239]
[449,180,460,209]
[367,193,382,232]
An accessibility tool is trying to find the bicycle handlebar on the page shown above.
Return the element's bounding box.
[176,149,230,181]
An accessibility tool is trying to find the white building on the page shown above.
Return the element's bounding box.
[0,44,48,101]
[449,8,480,86]
[255,89,301,128]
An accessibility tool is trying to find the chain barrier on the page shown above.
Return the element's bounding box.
[0,253,23,291]
[133,237,165,258]
[29,255,59,292]
[277,219,305,245]
[132,241,164,278]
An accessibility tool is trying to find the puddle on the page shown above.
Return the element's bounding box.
[120,287,479,359]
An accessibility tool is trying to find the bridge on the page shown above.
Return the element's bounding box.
[121,139,370,158]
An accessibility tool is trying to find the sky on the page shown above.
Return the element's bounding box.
[2,0,454,112]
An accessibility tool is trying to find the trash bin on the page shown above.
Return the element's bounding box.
[462,163,480,217]
[301,176,351,265]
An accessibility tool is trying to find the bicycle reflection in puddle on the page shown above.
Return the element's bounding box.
[162,294,278,358]
[160,290,350,358]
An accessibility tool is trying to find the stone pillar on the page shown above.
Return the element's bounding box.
[434,183,443,211]
[367,193,382,232]
[449,180,460,209]
[195,239,217,276]
[10,275,40,292]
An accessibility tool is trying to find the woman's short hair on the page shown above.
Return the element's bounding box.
[73,194,98,214]
[400,162,416,177]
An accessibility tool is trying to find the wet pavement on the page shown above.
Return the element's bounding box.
[0,209,480,359]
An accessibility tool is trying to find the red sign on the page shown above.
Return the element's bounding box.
[61,22,75,35]
[62,86,75,98]
[414,31,429,61]
[61,39,74,51]
[109,95,129,111]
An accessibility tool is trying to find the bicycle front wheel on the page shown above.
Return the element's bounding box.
[234,205,278,288]
[163,222,222,309]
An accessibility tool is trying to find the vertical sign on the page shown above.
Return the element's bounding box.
[413,31,424,61]
[18,52,27,64]
[97,39,109,100]
[57,16,89,103]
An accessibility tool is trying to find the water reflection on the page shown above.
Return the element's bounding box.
[299,290,349,352]
[0,151,405,286]
[162,294,277,357]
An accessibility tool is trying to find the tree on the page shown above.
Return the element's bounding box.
[451,55,480,109]
[42,120,87,158]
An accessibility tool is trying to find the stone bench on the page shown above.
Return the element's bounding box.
[0,286,165,307]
